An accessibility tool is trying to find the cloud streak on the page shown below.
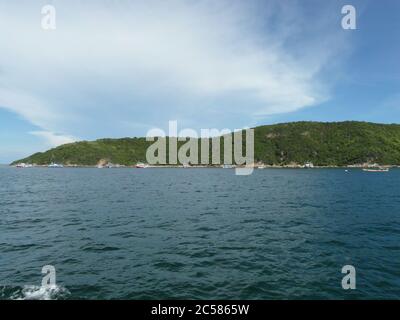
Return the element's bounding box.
[29,131,77,147]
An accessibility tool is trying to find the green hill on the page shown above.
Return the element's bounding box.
[11,121,400,166]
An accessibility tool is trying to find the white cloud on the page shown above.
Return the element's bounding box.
[29,131,77,147]
[0,0,348,143]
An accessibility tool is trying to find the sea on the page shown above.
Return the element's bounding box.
[1,166,400,299]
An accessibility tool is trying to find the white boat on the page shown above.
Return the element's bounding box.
[362,167,389,172]
[16,163,33,168]
[48,162,64,168]
[221,164,235,169]
[304,162,314,168]
[135,163,148,168]
[182,163,191,168]
[258,165,266,169]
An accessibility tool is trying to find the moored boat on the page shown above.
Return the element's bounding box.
[15,163,33,168]
[48,162,64,168]
[135,163,148,168]
[304,162,314,168]
[362,167,389,172]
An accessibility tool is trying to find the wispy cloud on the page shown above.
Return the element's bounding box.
[29,131,77,147]
[0,0,349,142]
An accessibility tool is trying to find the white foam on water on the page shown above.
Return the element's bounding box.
[11,285,70,300]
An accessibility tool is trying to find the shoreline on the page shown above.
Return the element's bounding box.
[8,164,399,169]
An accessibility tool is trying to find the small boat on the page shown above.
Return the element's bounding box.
[304,162,314,168]
[48,162,64,168]
[182,163,191,168]
[362,167,389,172]
[135,163,148,168]
[221,164,235,169]
[258,165,266,169]
[16,163,33,168]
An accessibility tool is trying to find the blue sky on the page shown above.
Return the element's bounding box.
[0,0,399,163]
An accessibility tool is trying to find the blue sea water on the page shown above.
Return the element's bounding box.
[1,166,400,299]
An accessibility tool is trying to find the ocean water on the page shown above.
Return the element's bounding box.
[1,166,400,300]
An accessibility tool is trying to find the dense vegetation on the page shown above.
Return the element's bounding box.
[253,121,400,166]
[12,121,400,166]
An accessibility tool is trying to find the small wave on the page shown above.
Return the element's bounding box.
[4,285,70,300]
[80,244,121,252]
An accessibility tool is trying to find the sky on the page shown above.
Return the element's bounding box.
[0,0,399,163]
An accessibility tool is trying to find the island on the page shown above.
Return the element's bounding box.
[11,121,400,167]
